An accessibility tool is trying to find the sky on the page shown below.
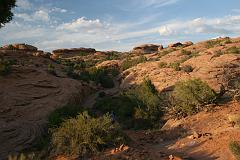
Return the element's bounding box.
[0,0,240,51]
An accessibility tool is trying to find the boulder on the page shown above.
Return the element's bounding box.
[183,41,194,47]
[168,42,183,48]
[158,45,164,51]
[132,44,162,54]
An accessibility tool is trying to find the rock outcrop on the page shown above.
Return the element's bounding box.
[0,50,93,159]
[96,60,121,69]
[132,44,163,54]
[183,41,194,47]
[1,43,38,51]
[121,40,240,93]
[51,48,96,59]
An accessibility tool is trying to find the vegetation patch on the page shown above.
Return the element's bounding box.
[181,65,193,73]
[169,62,181,71]
[50,112,126,158]
[159,62,168,68]
[47,64,56,75]
[205,37,232,48]
[48,104,88,128]
[67,67,116,88]
[227,46,240,54]
[121,55,147,71]
[0,57,12,76]
[171,79,217,117]
[94,79,163,129]
[229,141,240,160]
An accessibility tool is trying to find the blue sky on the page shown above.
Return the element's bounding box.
[0,0,240,51]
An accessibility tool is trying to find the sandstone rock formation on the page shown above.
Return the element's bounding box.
[121,40,240,93]
[183,41,194,47]
[168,42,183,48]
[1,43,38,51]
[0,50,93,159]
[96,60,121,69]
[132,44,163,54]
[51,48,96,59]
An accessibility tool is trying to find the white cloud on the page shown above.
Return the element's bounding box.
[133,0,181,8]
[57,17,106,32]
[50,7,67,13]
[158,15,240,36]
[16,0,32,10]
[15,10,50,22]
[34,10,50,22]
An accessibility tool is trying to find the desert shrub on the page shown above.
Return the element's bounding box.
[0,58,12,76]
[229,141,240,160]
[227,46,240,54]
[205,39,223,48]
[181,49,192,55]
[67,67,115,88]
[158,48,176,58]
[125,79,162,123]
[169,62,181,71]
[8,153,40,160]
[48,104,87,128]
[121,55,147,70]
[98,91,106,98]
[171,79,217,117]
[212,50,224,58]
[159,62,168,68]
[94,79,163,129]
[50,112,126,158]
[47,64,56,75]
[181,65,193,73]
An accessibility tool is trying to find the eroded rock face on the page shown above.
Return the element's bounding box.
[51,48,96,59]
[1,44,38,51]
[0,50,93,159]
[132,44,163,54]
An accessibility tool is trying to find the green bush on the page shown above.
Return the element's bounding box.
[159,62,168,68]
[229,141,240,160]
[181,49,192,55]
[8,153,39,160]
[169,62,181,71]
[172,79,217,117]
[181,65,193,73]
[67,67,115,88]
[227,46,240,54]
[48,104,86,128]
[94,79,163,129]
[47,64,56,75]
[121,55,147,70]
[212,50,224,58]
[0,58,12,76]
[50,112,126,158]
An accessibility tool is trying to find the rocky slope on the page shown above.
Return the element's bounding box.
[121,37,240,93]
[0,47,93,158]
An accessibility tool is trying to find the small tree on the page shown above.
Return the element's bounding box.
[0,0,16,28]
